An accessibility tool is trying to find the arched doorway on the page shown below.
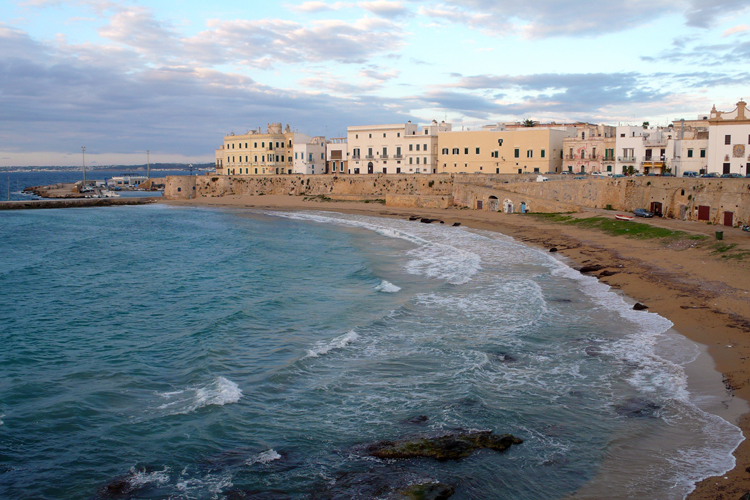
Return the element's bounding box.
[489,196,499,211]
[503,199,514,213]
[368,162,374,174]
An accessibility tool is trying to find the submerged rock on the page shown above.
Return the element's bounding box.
[406,415,429,424]
[225,491,291,500]
[364,430,522,461]
[489,352,515,363]
[409,216,420,221]
[615,398,661,418]
[399,482,455,500]
[549,247,558,253]
[420,218,436,223]
[452,222,461,227]
[633,303,648,311]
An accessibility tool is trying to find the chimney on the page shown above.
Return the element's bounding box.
[737,100,747,119]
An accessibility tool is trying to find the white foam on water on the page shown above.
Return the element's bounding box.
[156,377,242,415]
[304,330,358,358]
[245,449,282,465]
[128,466,170,488]
[374,280,401,293]
[0,414,4,426]
[175,468,233,499]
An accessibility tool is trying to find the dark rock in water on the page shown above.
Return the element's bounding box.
[400,483,455,500]
[490,352,515,363]
[420,218,436,223]
[407,415,429,424]
[599,270,618,277]
[550,298,572,303]
[452,222,461,227]
[364,430,523,461]
[615,398,661,418]
[579,265,604,273]
[584,346,602,357]
[549,247,558,253]
[409,216,420,221]
[312,470,394,499]
[439,221,445,224]
[97,467,166,498]
[633,302,648,311]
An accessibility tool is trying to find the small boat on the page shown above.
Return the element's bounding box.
[615,214,633,221]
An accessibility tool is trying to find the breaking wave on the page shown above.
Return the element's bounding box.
[304,331,358,358]
[157,377,242,415]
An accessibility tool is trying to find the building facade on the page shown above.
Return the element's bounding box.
[615,126,677,175]
[707,100,750,176]
[326,138,348,175]
[437,128,569,174]
[293,136,326,175]
[562,125,617,174]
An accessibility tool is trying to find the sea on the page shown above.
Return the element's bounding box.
[0,194,746,499]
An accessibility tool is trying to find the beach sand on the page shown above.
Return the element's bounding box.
[165,194,750,498]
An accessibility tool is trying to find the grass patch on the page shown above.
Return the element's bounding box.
[530,215,706,241]
[303,194,332,202]
[711,243,738,254]
[363,199,386,204]
[527,213,575,222]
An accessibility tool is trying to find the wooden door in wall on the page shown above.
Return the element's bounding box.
[724,163,731,174]
[477,200,483,210]
[724,211,734,227]
[698,205,710,221]
[650,202,663,216]
[368,163,374,174]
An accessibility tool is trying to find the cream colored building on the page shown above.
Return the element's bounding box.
[437,128,570,174]
[293,136,326,175]
[347,121,452,174]
[215,123,298,176]
[326,138,348,175]
[707,100,750,176]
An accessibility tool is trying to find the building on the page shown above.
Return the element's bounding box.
[215,123,296,176]
[346,121,452,174]
[293,136,326,175]
[326,138,348,175]
[436,127,570,174]
[562,125,617,174]
[615,126,676,175]
[707,100,750,176]
[670,121,709,175]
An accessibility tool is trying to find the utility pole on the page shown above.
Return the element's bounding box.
[189,163,193,176]
[147,150,150,179]
[81,146,86,187]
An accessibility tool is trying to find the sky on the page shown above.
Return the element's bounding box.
[1,0,749,166]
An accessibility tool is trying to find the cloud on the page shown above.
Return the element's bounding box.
[359,68,400,81]
[722,24,749,37]
[289,1,351,13]
[359,1,409,18]
[684,0,750,28]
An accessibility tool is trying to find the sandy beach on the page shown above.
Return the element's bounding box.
[165,194,750,498]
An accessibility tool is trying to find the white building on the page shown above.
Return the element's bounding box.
[707,100,750,176]
[326,138,348,175]
[293,135,326,175]
[670,120,709,175]
[347,121,452,174]
[615,126,676,175]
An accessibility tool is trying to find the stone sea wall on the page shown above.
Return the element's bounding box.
[165,174,750,227]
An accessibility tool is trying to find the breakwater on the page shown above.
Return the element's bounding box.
[165,174,750,227]
[0,198,156,210]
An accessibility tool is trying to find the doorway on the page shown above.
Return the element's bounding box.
[368,162,374,174]
[724,211,734,227]
[489,196,499,211]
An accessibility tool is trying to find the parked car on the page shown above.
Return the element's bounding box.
[647,173,659,176]
[612,174,625,178]
[661,173,675,177]
[634,208,654,218]
[561,171,573,175]
[545,171,557,175]
[701,173,720,178]
[721,173,743,178]
[683,171,699,178]
[574,176,587,179]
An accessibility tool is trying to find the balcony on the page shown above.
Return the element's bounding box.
[617,156,636,162]
[380,154,389,159]
[352,155,360,160]
[365,155,374,159]
[394,154,403,159]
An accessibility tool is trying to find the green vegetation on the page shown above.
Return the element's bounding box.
[428,180,435,187]
[528,214,706,240]
[711,243,750,260]
[363,199,386,204]
[711,243,737,253]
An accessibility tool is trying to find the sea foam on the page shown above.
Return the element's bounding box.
[246,449,282,465]
[374,280,400,293]
[304,331,358,358]
[157,377,242,415]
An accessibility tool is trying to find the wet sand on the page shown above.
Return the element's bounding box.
[164,195,750,498]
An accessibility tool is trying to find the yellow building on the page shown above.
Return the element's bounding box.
[215,123,295,176]
[437,128,570,174]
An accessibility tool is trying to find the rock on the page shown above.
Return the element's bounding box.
[579,265,605,273]
[584,346,602,357]
[739,493,750,500]
[615,398,660,418]
[439,221,444,224]
[490,352,515,363]
[633,303,648,311]
[407,415,429,424]
[225,491,291,500]
[399,483,455,500]
[550,298,572,303]
[364,430,523,461]
[599,270,618,277]
[420,218,435,223]
[409,216,420,221]
[549,247,558,252]
[452,222,461,227]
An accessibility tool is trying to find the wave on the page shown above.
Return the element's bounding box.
[0,414,4,426]
[246,449,282,465]
[127,466,170,489]
[374,280,400,293]
[157,377,242,415]
[304,331,358,358]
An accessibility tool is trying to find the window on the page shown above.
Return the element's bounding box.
[276,142,280,148]
[476,147,480,154]
[423,144,427,150]
[245,156,248,162]
[308,153,313,161]
[238,143,241,149]
[255,168,258,174]
[232,156,235,162]
[452,148,459,154]
[416,144,420,151]
[262,142,265,148]
[491,151,498,158]
[534,167,540,173]
[254,142,257,148]
[276,155,279,162]
[581,132,585,140]
[464,148,469,155]
[254,155,257,162]
[369,133,372,138]
[687,149,694,158]
[355,134,358,139]
[397,132,400,137]
[281,155,284,162]
[295,152,298,160]
[321,153,324,160]
[383,133,386,138]
[620,133,625,138]
[416,157,420,164]
[409,144,413,151]
[442,148,448,155]
[700,149,706,158]
[269,143,273,150]
[592,148,596,158]
[262,155,265,162]
[382,147,387,157]
[541,150,546,158]
[514,148,520,158]
[368,147,372,157]
[425,130,428,135]
[527,150,533,158]
[409,157,413,164]
[424,157,427,164]
[396,147,401,156]
[725,135,731,145]
[232,143,235,149]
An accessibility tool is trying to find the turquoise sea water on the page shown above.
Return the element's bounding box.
[0,205,743,499]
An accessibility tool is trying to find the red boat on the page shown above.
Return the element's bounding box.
[615,214,634,221]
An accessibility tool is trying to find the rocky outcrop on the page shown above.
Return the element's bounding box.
[364,431,522,461]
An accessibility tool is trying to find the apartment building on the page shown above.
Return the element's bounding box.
[292,136,326,175]
[326,138,348,175]
[562,125,617,174]
[437,128,570,174]
[347,121,452,174]
[671,121,709,175]
[615,126,677,175]
[215,123,296,175]
[707,100,750,176]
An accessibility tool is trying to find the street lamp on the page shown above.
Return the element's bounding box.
[147,150,150,179]
[81,146,86,186]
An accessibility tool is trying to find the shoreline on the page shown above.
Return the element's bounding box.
[163,195,750,498]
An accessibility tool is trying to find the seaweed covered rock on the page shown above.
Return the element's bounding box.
[364,431,522,461]
[399,482,455,500]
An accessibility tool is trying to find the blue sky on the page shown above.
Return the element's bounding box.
[1,0,749,166]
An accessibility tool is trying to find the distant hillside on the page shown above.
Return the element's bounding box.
[0,163,214,172]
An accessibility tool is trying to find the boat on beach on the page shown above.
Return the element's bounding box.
[615,214,634,221]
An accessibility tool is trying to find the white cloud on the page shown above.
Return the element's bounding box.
[359,1,409,18]
[722,24,749,37]
[289,1,351,13]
